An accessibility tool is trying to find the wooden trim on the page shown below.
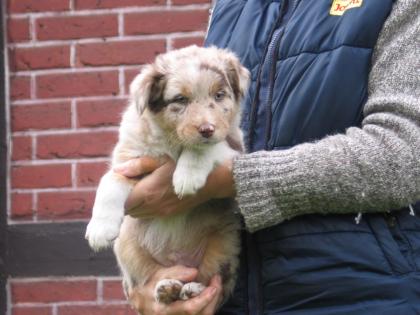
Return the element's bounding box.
[7,222,120,277]
[0,1,8,312]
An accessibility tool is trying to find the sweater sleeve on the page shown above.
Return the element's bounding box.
[232,0,420,233]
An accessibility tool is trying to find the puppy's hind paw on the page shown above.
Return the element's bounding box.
[154,279,183,304]
[180,282,206,300]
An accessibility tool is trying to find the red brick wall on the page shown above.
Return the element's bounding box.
[5,0,211,313]
[10,277,137,315]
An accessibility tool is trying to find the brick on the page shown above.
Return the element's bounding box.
[103,280,125,301]
[37,131,118,159]
[59,305,136,315]
[11,193,33,219]
[11,280,96,303]
[12,136,32,160]
[8,0,69,13]
[10,46,70,71]
[124,68,141,94]
[12,164,72,189]
[37,71,119,98]
[13,306,52,315]
[172,36,204,49]
[37,15,118,41]
[75,0,164,10]
[173,0,211,4]
[125,10,209,35]
[38,191,95,219]
[10,76,30,100]
[77,162,109,187]
[77,98,126,128]
[8,18,30,43]
[12,102,71,131]
[77,40,165,67]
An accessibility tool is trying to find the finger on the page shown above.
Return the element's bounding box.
[201,275,223,315]
[152,158,177,176]
[114,157,161,177]
[124,185,145,213]
[124,160,177,211]
[167,285,217,315]
[124,200,153,217]
[153,266,198,283]
[124,207,155,219]
[127,287,145,312]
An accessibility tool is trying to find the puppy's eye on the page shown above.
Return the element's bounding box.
[170,105,184,113]
[214,91,226,102]
[173,95,189,104]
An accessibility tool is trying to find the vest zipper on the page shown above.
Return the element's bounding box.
[264,0,300,149]
[244,4,287,312]
[247,2,287,151]
[263,29,283,149]
[247,0,300,151]
[246,2,300,315]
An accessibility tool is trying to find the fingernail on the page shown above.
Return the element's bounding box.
[183,269,196,276]
[209,287,217,295]
[113,164,126,173]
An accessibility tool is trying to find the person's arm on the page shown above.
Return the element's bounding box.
[233,0,420,232]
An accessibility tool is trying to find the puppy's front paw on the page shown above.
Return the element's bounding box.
[172,168,207,198]
[154,279,183,304]
[85,217,121,251]
[180,282,206,300]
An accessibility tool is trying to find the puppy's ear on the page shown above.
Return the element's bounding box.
[224,55,250,101]
[129,65,166,114]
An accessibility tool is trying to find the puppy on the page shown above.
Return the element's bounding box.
[85,45,249,306]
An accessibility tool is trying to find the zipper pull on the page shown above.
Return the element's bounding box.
[354,212,363,224]
[409,204,415,216]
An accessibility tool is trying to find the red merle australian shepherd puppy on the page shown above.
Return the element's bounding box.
[85,45,250,307]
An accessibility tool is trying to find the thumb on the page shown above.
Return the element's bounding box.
[114,157,162,177]
[201,275,223,314]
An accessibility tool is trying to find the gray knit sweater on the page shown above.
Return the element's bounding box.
[232,0,420,233]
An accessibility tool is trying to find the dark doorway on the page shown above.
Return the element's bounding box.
[0,1,8,313]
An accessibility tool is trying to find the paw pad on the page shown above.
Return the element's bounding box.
[180,282,206,300]
[154,280,206,304]
[154,279,183,304]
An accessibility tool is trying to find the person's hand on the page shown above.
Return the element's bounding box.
[114,156,235,218]
[128,265,223,315]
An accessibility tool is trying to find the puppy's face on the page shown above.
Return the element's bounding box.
[130,46,250,148]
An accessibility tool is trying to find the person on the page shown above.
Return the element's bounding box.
[114,0,420,314]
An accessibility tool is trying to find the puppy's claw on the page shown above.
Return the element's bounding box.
[180,282,206,300]
[154,279,183,304]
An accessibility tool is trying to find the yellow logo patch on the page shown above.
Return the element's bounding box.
[330,0,363,16]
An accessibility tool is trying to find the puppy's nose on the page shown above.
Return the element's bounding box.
[198,123,215,138]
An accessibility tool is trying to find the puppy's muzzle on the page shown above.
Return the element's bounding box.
[198,123,215,138]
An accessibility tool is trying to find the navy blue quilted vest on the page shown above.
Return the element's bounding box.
[206,1,420,314]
